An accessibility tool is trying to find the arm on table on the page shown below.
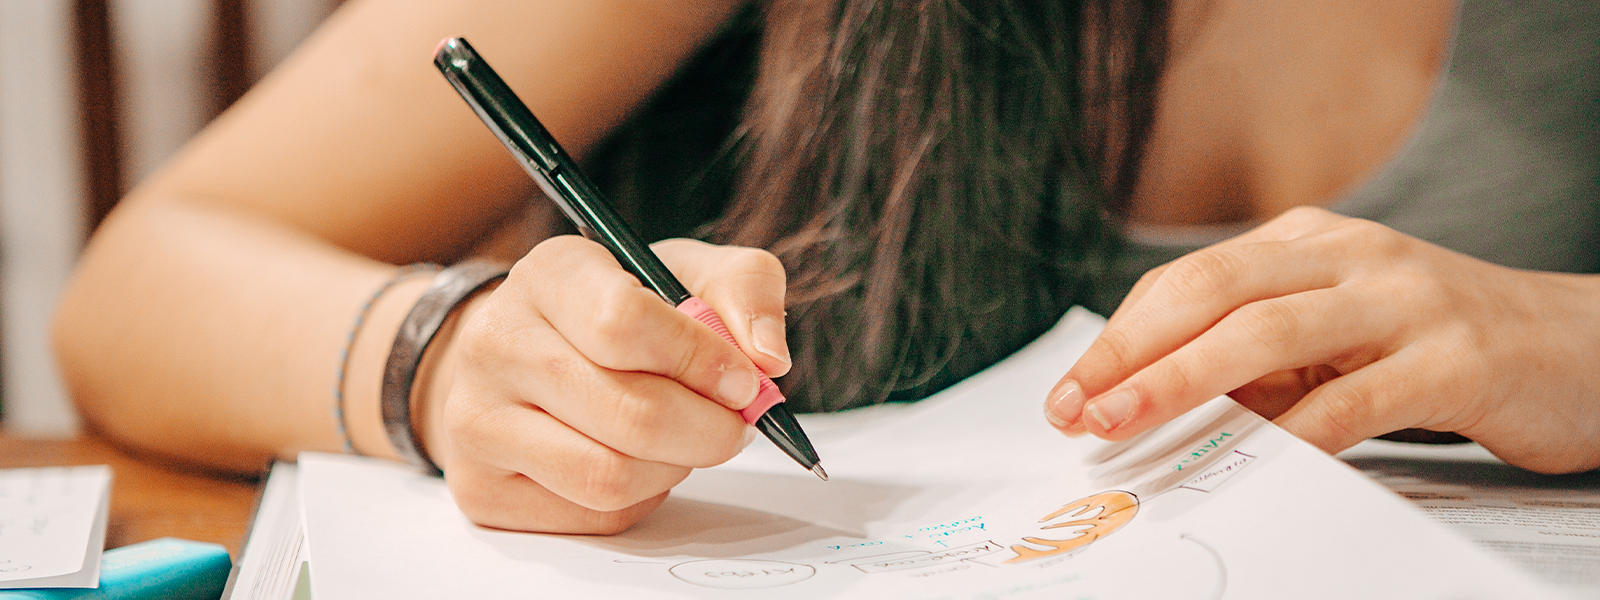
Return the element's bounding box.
[52,0,745,473]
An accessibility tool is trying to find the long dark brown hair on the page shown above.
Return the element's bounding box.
[585,0,1169,412]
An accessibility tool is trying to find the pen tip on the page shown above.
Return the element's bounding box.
[811,464,829,481]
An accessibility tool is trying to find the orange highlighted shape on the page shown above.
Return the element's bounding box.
[1006,490,1139,564]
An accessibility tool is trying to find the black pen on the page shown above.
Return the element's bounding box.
[433,37,825,480]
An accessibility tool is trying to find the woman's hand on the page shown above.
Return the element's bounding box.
[1045,207,1600,474]
[427,237,791,534]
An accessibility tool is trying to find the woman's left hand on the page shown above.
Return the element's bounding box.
[1045,207,1600,474]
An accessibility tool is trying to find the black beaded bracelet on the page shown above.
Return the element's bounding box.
[381,259,510,475]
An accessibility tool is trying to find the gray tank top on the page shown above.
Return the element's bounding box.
[1084,0,1600,316]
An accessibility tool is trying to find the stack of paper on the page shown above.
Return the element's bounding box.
[0,466,111,591]
[233,308,1572,599]
[223,462,307,600]
[1343,440,1600,599]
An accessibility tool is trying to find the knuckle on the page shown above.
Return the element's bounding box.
[1231,300,1302,353]
[1401,274,1453,313]
[1090,328,1142,374]
[1119,269,1158,303]
[652,237,705,256]
[1310,380,1373,442]
[673,349,704,389]
[586,288,654,366]
[1439,321,1490,365]
[536,233,593,255]
[508,250,541,281]
[1341,216,1391,236]
[1334,218,1404,256]
[1422,327,1492,414]
[675,330,729,388]
[1160,353,1203,398]
[1364,259,1455,321]
[1280,205,1333,224]
[522,235,587,277]
[607,388,663,448]
[1160,249,1246,303]
[708,247,788,305]
[575,449,638,512]
[453,313,514,369]
[531,348,588,394]
[441,393,493,441]
[726,246,785,277]
[1133,265,1166,291]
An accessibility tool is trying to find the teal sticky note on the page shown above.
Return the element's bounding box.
[0,538,231,600]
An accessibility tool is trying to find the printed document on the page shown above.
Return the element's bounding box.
[1344,440,1600,599]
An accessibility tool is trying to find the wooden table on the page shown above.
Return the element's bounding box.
[0,433,261,558]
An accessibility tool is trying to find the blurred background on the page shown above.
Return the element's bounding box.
[0,0,341,437]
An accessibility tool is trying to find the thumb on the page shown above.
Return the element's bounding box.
[1271,362,1420,455]
[652,239,791,377]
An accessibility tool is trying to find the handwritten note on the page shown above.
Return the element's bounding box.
[0,465,110,589]
[297,308,1563,599]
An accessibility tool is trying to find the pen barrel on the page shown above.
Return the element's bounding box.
[675,297,784,423]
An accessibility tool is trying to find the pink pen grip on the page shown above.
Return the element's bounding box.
[675,297,784,424]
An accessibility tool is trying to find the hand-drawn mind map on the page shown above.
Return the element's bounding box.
[652,436,1258,592]
[656,490,1142,590]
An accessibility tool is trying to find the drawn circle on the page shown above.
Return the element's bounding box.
[668,559,816,589]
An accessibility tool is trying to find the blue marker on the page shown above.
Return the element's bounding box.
[0,538,231,600]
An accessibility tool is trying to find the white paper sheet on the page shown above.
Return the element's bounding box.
[224,462,305,600]
[1343,440,1600,599]
[0,465,110,589]
[300,308,1563,599]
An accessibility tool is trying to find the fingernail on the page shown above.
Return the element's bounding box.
[1044,402,1088,437]
[742,426,758,449]
[1086,389,1135,431]
[750,315,791,367]
[1045,379,1086,427]
[716,366,758,408]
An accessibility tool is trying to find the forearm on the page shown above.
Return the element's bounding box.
[53,198,424,472]
[50,0,748,474]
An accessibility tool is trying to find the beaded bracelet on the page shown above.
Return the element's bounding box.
[381,260,510,475]
[333,263,442,454]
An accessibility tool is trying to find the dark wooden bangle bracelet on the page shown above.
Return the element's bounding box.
[381,259,509,476]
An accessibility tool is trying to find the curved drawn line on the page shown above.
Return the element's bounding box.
[1179,533,1227,600]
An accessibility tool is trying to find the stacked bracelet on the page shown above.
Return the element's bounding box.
[380,259,511,476]
[334,263,441,454]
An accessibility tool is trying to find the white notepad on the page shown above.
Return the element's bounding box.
[288,308,1564,599]
[0,465,110,590]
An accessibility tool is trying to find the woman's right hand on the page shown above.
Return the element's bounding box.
[425,236,792,534]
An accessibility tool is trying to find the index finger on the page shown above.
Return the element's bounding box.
[1107,206,1346,329]
[1046,208,1346,433]
[521,236,762,411]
